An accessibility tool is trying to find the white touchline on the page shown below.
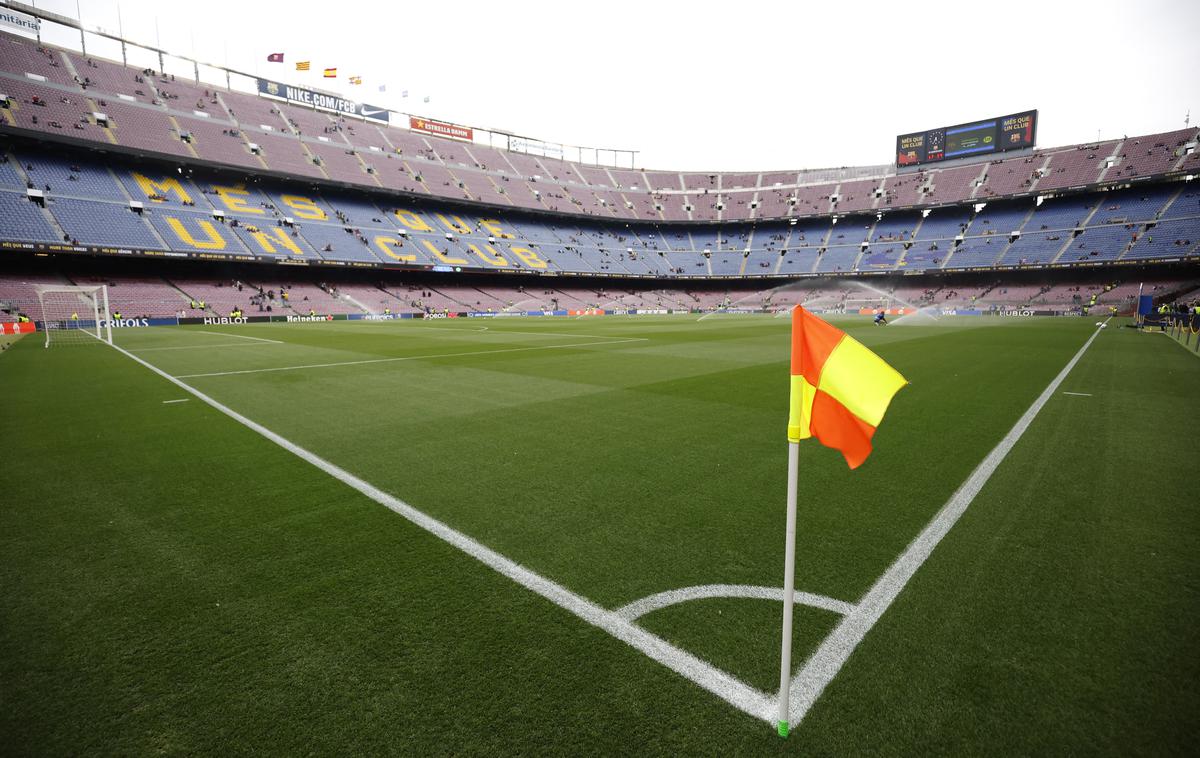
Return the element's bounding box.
[193,329,283,344]
[174,338,649,379]
[784,319,1110,726]
[616,585,855,621]
[104,340,774,724]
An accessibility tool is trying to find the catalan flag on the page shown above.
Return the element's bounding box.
[787,305,906,468]
[295,61,310,71]
[323,67,337,78]
[348,76,362,85]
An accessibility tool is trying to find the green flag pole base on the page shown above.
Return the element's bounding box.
[777,720,789,738]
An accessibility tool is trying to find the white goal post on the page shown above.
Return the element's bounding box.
[34,285,112,347]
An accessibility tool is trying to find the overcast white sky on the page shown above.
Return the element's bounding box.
[23,0,1200,171]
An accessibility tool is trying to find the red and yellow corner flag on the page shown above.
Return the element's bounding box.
[787,305,907,468]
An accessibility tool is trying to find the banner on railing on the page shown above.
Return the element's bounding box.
[0,7,40,35]
[257,78,389,123]
[409,116,473,141]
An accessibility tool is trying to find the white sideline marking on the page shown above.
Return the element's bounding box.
[616,584,855,621]
[1062,391,1093,397]
[193,329,283,344]
[104,340,773,723]
[134,342,279,352]
[174,338,649,379]
[162,399,189,404]
[784,318,1109,726]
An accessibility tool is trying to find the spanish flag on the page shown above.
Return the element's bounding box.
[323,67,337,78]
[787,305,906,468]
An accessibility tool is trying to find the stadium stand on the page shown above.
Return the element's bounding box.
[1,27,1197,329]
[3,30,1199,229]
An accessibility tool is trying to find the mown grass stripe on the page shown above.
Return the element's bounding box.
[104,339,777,723]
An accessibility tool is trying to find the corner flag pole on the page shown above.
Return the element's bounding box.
[776,439,800,737]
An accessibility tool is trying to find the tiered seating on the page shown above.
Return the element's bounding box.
[0,274,74,317]
[999,195,1098,265]
[48,198,164,249]
[66,53,148,100]
[0,191,60,242]
[1105,130,1195,182]
[1036,146,1110,192]
[0,34,76,86]
[4,29,1200,227]
[71,275,190,318]
[2,78,97,135]
[169,279,257,316]
[255,281,361,314]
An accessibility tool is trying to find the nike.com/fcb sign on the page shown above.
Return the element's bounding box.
[0,8,41,35]
[256,78,389,124]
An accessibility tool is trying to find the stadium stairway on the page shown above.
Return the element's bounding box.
[1050,201,1105,264]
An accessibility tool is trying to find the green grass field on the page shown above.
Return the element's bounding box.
[1,314,1197,755]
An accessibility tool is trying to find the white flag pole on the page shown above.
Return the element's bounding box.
[776,439,800,737]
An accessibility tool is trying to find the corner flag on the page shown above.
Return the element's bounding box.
[787,305,907,468]
[777,305,907,738]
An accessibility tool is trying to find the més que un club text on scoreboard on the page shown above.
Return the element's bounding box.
[896,110,1037,167]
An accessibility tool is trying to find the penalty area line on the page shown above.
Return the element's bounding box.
[133,342,282,352]
[102,340,773,724]
[174,337,649,379]
[784,318,1110,726]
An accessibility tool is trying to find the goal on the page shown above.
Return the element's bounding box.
[34,285,112,347]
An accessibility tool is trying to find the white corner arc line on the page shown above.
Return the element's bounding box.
[1062,391,1093,396]
[785,319,1110,726]
[174,338,649,379]
[162,399,189,404]
[193,329,283,344]
[616,584,856,621]
[104,341,774,723]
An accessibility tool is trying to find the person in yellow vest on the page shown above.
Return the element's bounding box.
[308,308,316,317]
[383,307,391,316]
[70,312,78,321]
[113,310,122,320]
[189,299,198,309]
[199,300,206,310]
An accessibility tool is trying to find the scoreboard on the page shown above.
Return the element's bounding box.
[896,110,1037,167]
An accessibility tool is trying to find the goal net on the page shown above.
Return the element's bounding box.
[34,285,112,348]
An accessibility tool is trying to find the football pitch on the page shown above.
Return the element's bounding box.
[1,314,1197,755]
